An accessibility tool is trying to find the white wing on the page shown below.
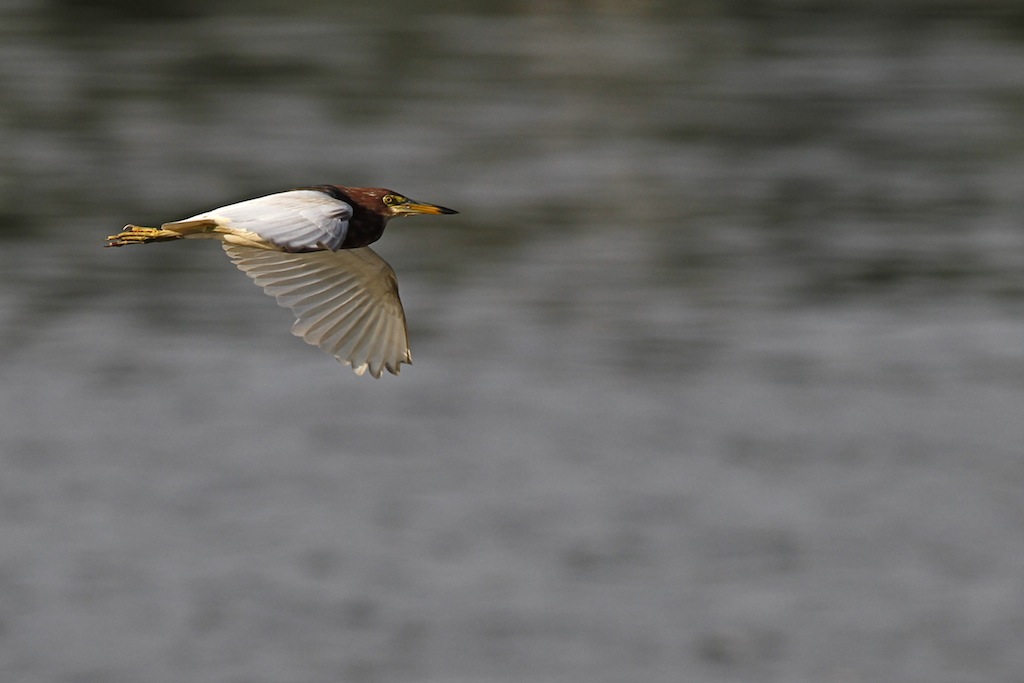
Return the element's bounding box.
[223,244,411,378]
[175,190,352,252]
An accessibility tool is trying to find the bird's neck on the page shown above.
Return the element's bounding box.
[307,184,388,249]
[341,213,388,249]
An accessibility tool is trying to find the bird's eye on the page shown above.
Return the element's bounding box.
[383,194,397,205]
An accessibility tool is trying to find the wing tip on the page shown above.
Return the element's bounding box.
[342,354,411,379]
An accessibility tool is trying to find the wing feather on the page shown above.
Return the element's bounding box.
[222,244,411,377]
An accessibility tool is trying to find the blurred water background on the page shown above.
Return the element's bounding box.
[1,0,1024,681]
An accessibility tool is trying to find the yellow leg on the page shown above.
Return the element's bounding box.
[105,225,184,247]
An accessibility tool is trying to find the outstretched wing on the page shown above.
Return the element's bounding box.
[223,244,411,377]
[175,190,352,252]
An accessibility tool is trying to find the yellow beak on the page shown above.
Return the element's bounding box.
[393,200,458,216]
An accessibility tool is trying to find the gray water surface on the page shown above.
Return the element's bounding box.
[1,2,1024,682]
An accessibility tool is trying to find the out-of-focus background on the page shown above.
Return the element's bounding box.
[1,0,1023,681]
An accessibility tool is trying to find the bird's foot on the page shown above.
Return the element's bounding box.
[105,225,183,247]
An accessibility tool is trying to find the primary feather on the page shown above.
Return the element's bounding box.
[223,244,411,377]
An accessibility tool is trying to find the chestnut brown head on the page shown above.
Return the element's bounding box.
[336,187,458,219]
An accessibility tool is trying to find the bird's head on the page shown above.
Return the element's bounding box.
[343,187,458,220]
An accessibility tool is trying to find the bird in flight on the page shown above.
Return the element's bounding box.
[106,185,457,378]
